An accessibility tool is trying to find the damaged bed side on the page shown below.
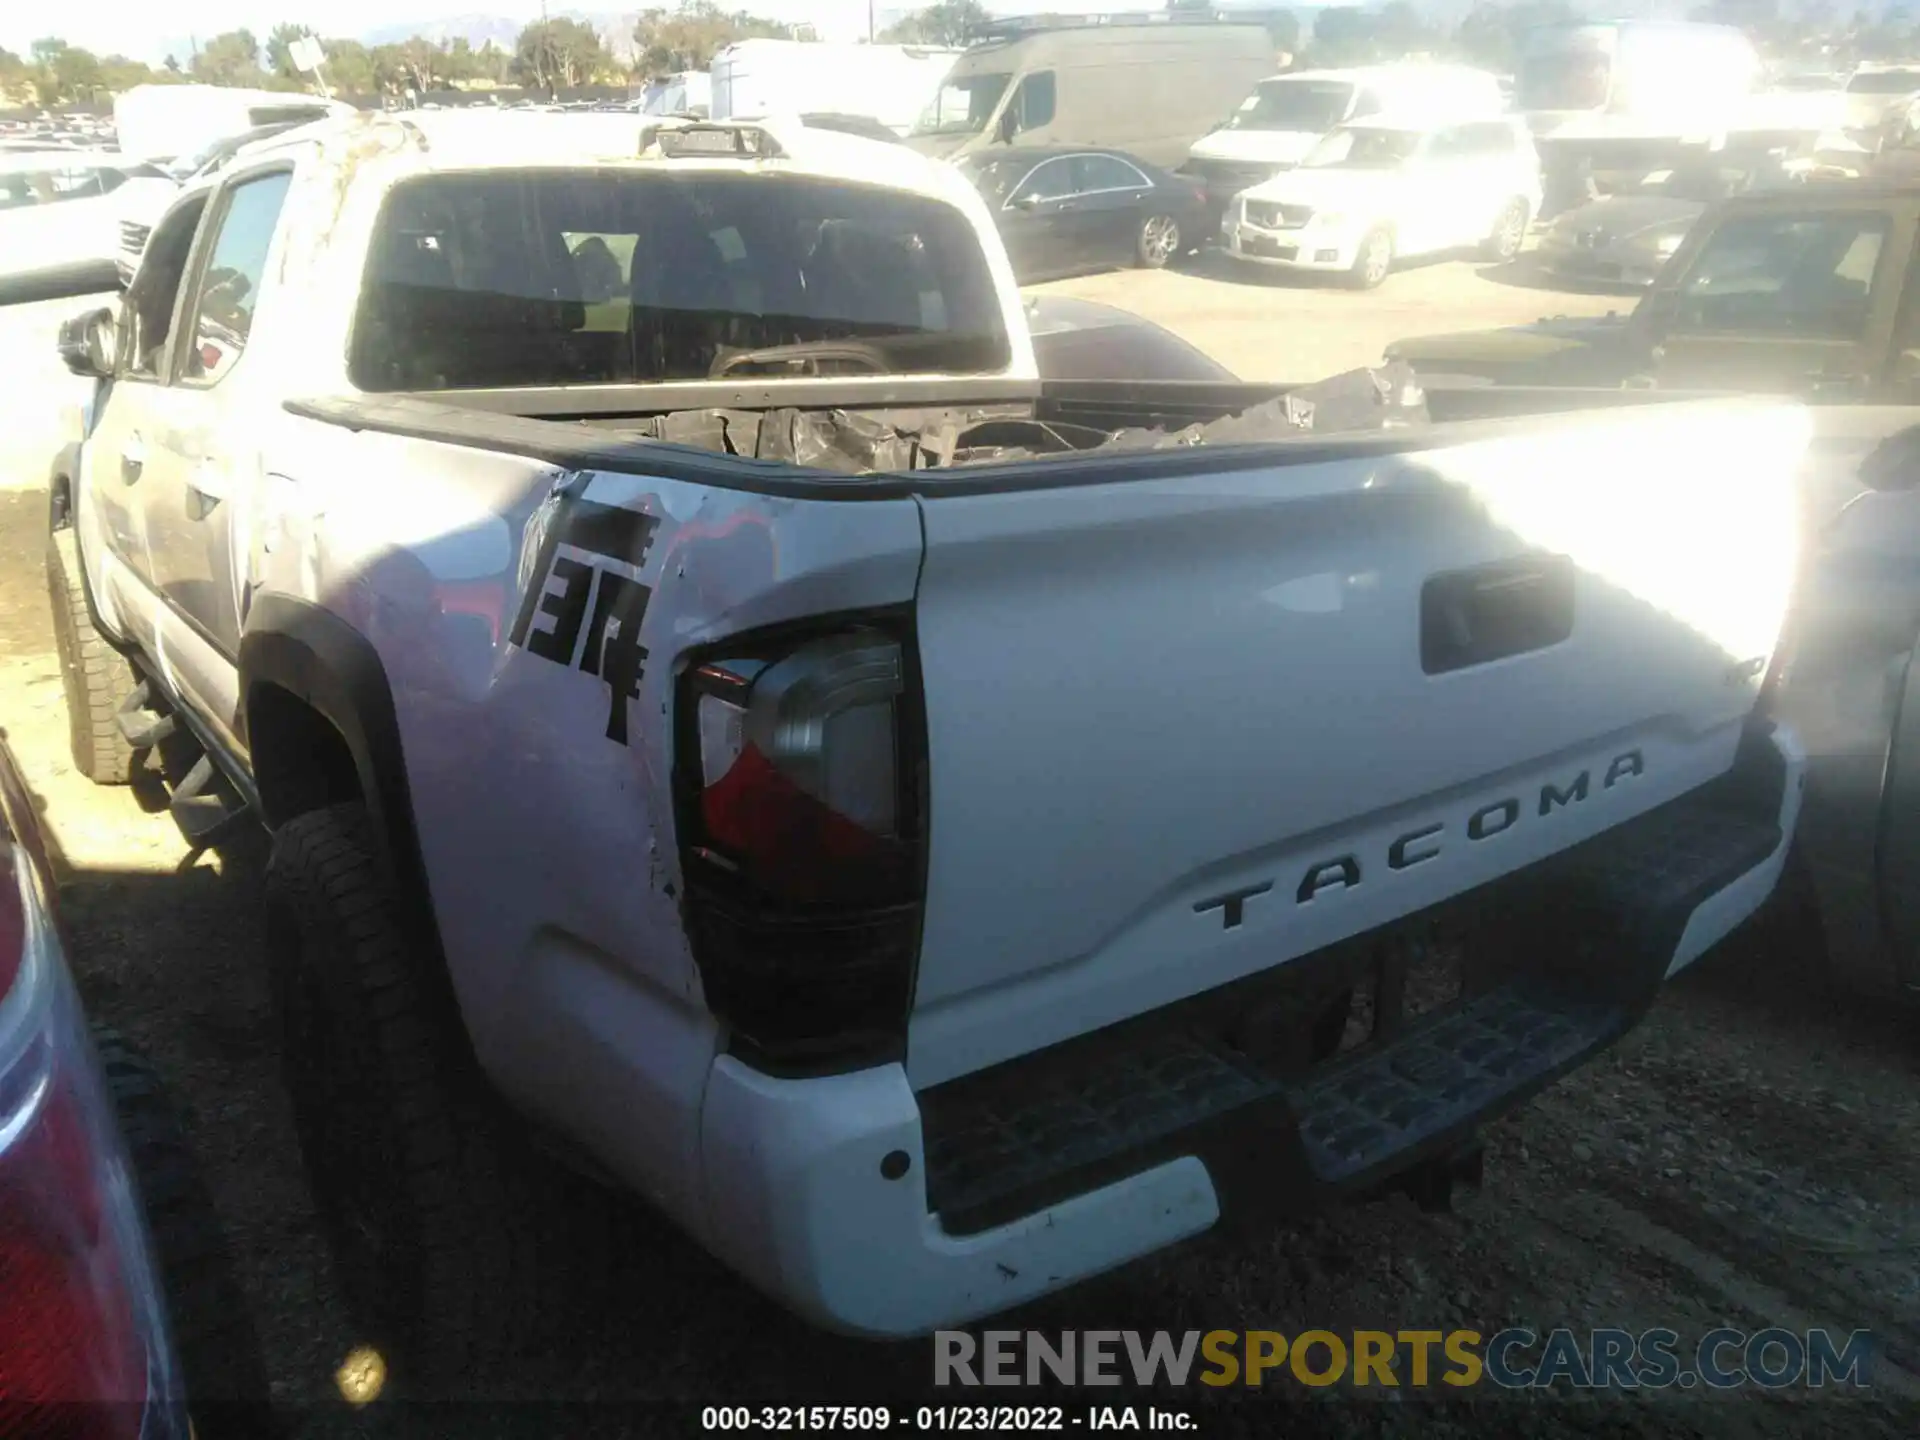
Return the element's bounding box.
[288,363,1436,479]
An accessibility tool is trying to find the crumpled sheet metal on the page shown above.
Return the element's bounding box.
[632,363,1428,476]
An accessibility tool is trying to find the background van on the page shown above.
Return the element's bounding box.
[905,18,1273,170]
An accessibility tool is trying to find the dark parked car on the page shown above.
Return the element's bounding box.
[1024,293,1236,381]
[958,145,1209,284]
[0,734,270,1436]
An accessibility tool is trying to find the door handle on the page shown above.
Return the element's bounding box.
[120,435,144,483]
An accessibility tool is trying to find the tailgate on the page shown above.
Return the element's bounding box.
[904,400,1808,1088]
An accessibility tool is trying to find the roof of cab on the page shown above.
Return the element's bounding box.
[226,108,975,205]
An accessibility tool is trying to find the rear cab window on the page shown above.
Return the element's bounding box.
[1672,210,1890,339]
[349,169,1013,391]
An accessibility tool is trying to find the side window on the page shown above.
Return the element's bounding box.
[119,196,211,382]
[179,171,294,387]
[1349,88,1382,120]
[1673,212,1888,339]
[1018,71,1057,131]
[1072,154,1150,193]
[1013,157,1077,203]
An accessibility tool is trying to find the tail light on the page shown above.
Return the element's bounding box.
[0,844,186,1439]
[673,619,926,1074]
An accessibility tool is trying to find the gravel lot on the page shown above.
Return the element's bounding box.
[2,252,1917,1438]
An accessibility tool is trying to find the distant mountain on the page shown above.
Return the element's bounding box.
[361,12,608,50]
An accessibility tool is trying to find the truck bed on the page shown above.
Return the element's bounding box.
[266,385,1810,1094]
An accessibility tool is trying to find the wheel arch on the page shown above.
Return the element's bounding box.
[48,441,78,526]
[238,595,439,949]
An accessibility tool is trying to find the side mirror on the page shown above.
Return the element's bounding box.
[1009,192,1041,210]
[996,107,1019,145]
[1858,424,1920,492]
[56,305,117,380]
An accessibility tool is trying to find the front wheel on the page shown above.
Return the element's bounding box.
[1349,227,1394,290]
[1482,198,1531,263]
[1136,213,1181,269]
[47,524,136,784]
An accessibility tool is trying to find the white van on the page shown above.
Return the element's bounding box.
[711,40,960,136]
[1182,65,1506,226]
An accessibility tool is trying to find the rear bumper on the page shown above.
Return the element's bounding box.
[697,721,1802,1337]
[1537,240,1664,287]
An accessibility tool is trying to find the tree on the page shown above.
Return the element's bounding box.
[1264,11,1301,56]
[192,29,266,87]
[879,0,989,45]
[399,36,445,92]
[267,23,317,82]
[632,2,796,78]
[514,16,612,91]
[317,39,375,96]
[29,38,104,104]
[1310,7,1385,65]
[1454,1,1583,74]
[0,46,31,104]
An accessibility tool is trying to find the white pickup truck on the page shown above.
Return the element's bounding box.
[35,110,1808,1376]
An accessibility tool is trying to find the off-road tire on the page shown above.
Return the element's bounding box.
[47,525,134,784]
[1349,226,1394,290]
[94,1031,276,1440]
[264,803,544,1387]
[1481,197,1531,263]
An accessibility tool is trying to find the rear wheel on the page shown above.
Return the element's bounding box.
[96,1031,275,1440]
[47,524,135,784]
[1482,198,1531,263]
[1136,213,1181,269]
[264,803,545,1386]
[1349,226,1394,290]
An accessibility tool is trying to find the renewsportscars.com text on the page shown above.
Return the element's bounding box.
[933,1328,1876,1391]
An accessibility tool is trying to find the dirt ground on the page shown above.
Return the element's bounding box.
[1,257,1916,1438]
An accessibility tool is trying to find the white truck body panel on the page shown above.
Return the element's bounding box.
[904,401,1804,1085]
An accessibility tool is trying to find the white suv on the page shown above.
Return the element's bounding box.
[1224,115,1542,289]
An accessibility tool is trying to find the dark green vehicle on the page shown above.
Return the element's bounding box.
[1389,180,1920,401]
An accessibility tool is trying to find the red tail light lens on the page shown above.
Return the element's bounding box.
[0,845,186,1438]
[675,622,925,1073]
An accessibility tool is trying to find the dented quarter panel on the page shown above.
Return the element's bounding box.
[256,413,924,1223]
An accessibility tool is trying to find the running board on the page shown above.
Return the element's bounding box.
[170,753,254,854]
[114,681,175,751]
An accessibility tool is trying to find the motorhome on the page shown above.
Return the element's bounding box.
[709,40,957,135]
[111,84,352,166]
[1182,64,1507,229]
[906,17,1273,170]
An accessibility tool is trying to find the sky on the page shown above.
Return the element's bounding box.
[0,1,1106,65]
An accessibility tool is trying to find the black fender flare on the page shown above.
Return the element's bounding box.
[237,595,432,920]
[48,440,140,662]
